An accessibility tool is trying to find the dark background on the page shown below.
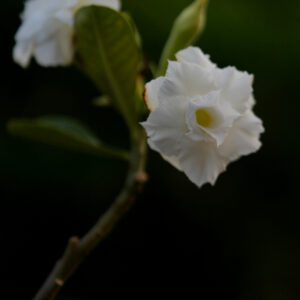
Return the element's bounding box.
[1,0,300,299]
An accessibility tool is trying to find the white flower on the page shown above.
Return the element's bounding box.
[13,0,120,68]
[142,46,264,188]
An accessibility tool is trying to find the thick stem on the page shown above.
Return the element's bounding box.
[33,128,147,300]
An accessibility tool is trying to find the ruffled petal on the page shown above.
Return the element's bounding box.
[143,77,165,111]
[54,8,74,26]
[218,110,264,161]
[175,46,215,70]
[148,139,182,171]
[215,66,253,113]
[185,91,241,146]
[141,96,186,157]
[13,41,34,68]
[34,24,73,66]
[248,95,256,109]
[178,137,228,187]
[163,61,216,99]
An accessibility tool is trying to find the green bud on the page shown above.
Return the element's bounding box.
[156,0,209,77]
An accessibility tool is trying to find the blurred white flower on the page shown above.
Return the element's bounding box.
[142,46,264,188]
[13,0,120,67]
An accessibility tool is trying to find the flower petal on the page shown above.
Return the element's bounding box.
[13,41,34,68]
[185,91,241,146]
[143,77,165,111]
[34,24,73,66]
[54,8,74,26]
[163,61,216,99]
[218,110,264,161]
[215,66,253,113]
[175,46,215,70]
[141,96,186,157]
[148,139,182,171]
[178,137,228,187]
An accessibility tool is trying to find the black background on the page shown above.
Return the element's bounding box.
[1,0,300,299]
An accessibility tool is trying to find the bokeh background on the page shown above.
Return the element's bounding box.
[1,0,300,299]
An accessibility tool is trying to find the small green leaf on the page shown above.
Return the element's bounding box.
[7,116,129,161]
[74,6,141,130]
[157,0,209,77]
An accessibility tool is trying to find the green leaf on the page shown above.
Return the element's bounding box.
[7,116,129,161]
[156,0,209,77]
[122,12,142,48]
[74,6,141,130]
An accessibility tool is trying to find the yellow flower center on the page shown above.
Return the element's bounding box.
[195,109,213,127]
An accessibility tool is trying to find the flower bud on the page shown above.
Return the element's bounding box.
[157,0,209,76]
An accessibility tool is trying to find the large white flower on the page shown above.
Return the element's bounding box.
[142,46,264,188]
[13,0,120,67]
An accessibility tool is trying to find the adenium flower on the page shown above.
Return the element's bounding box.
[13,0,120,68]
[142,46,264,188]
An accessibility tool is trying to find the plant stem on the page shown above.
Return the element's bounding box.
[33,127,147,300]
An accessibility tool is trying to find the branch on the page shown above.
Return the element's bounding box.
[33,128,148,300]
